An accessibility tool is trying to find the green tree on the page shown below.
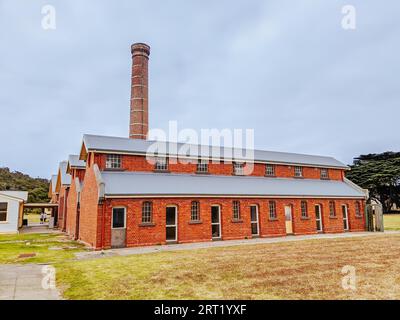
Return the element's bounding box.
[0,167,50,203]
[346,152,400,213]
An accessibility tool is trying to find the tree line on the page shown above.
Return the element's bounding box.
[346,152,400,213]
[0,167,49,203]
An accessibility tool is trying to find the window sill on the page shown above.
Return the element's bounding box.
[355,215,363,219]
[189,220,202,225]
[265,175,276,178]
[195,171,210,175]
[231,219,243,223]
[139,222,156,227]
[300,217,310,220]
[294,176,304,179]
[329,216,338,219]
[153,170,170,173]
[269,218,278,221]
[104,168,125,172]
[320,177,330,180]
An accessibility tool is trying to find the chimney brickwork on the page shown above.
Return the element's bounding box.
[129,43,150,139]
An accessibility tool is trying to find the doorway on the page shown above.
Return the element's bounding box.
[250,205,259,236]
[285,205,293,234]
[211,205,221,239]
[342,205,349,231]
[166,206,177,242]
[111,207,126,248]
[315,204,323,232]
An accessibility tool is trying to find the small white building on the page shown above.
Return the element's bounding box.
[0,191,28,234]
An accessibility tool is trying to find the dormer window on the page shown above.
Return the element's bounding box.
[196,159,208,173]
[154,157,168,171]
[320,168,329,179]
[106,154,121,169]
[233,162,244,175]
[294,166,303,177]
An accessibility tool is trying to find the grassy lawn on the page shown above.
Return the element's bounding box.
[0,233,86,264]
[56,233,400,300]
[384,214,400,230]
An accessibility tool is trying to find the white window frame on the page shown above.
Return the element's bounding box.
[320,168,329,179]
[154,157,168,171]
[294,166,303,177]
[142,201,153,223]
[196,159,208,173]
[233,162,244,175]
[111,207,126,229]
[265,164,275,176]
[301,201,308,218]
[269,201,277,219]
[191,201,200,221]
[329,201,336,217]
[106,154,122,169]
[0,202,8,223]
[232,200,241,220]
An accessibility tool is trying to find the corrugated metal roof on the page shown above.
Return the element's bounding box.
[0,191,28,201]
[59,161,71,185]
[82,134,348,169]
[101,171,365,198]
[68,155,86,168]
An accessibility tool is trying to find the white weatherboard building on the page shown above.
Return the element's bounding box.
[0,191,28,234]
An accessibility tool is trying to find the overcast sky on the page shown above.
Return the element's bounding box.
[0,0,399,178]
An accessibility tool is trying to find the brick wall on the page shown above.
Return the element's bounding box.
[93,197,366,249]
[57,185,69,231]
[79,165,101,247]
[95,154,344,181]
[65,168,85,239]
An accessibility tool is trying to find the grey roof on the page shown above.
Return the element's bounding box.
[68,155,86,168]
[82,134,348,169]
[59,161,71,185]
[51,175,58,193]
[101,171,365,198]
[0,191,28,201]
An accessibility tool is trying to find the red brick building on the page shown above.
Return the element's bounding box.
[51,43,368,249]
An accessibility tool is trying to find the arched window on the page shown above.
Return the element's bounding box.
[142,201,153,223]
[191,201,200,221]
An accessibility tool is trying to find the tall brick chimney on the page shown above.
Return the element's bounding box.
[129,43,150,139]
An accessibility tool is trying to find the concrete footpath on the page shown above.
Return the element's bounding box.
[75,231,400,260]
[0,264,60,300]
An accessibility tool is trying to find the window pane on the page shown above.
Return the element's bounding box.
[112,208,125,228]
[166,226,176,240]
[0,212,7,222]
[212,225,220,238]
[166,207,176,225]
[250,206,257,221]
[251,223,258,235]
[211,207,220,223]
[0,202,8,211]
[106,154,121,169]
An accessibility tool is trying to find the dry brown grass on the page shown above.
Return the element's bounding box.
[57,233,400,300]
